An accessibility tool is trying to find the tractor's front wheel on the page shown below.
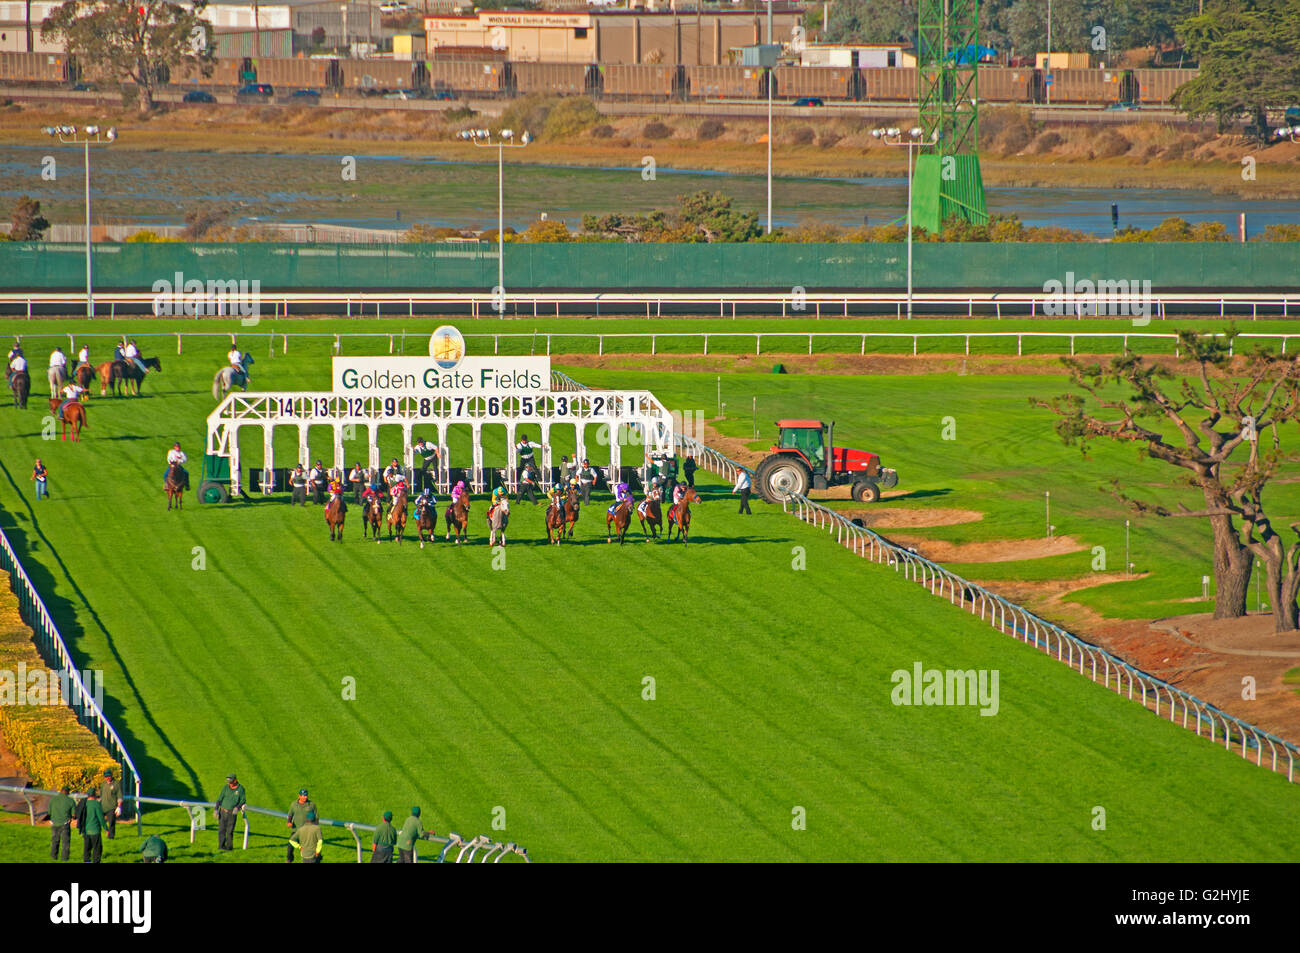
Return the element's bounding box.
[852,481,881,504]
[756,455,811,502]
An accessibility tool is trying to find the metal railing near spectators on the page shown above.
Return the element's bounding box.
[0,784,529,862]
[558,370,1300,787]
[0,526,143,813]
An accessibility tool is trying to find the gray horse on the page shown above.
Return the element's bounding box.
[212,353,255,400]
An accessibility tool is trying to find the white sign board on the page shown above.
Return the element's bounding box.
[331,355,550,397]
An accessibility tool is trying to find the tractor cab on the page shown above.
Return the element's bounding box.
[776,420,829,471]
[756,419,898,503]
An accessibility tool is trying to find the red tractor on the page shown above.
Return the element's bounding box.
[754,419,898,503]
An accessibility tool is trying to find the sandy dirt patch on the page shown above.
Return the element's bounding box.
[891,533,1085,563]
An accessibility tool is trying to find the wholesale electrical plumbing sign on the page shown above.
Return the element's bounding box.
[332,327,549,396]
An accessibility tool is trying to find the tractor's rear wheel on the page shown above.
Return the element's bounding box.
[852,481,881,504]
[756,455,811,502]
[198,480,229,504]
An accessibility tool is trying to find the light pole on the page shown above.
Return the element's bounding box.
[766,0,773,234]
[872,126,931,319]
[462,127,530,310]
[43,123,116,319]
[1046,0,1052,105]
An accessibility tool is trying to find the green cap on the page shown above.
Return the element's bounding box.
[306,810,317,822]
[383,810,393,822]
[411,806,421,817]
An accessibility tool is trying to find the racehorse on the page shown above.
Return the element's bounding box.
[637,493,662,540]
[97,356,161,397]
[606,497,633,545]
[563,484,581,539]
[325,494,346,542]
[212,354,255,400]
[8,369,29,409]
[416,497,437,549]
[165,461,185,511]
[387,489,408,544]
[47,397,86,442]
[74,363,95,395]
[362,495,384,542]
[488,496,510,547]
[445,493,470,544]
[666,486,702,545]
[544,494,567,545]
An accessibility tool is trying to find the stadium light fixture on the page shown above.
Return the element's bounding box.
[470,130,531,312]
[873,127,928,319]
[41,122,118,317]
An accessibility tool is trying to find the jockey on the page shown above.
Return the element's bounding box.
[361,483,380,508]
[488,486,506,512]
[6,342,20,363]
[382,458,401,488]
[59,381,86,412]
[672,481,687,505]
[124,340,146,375]
[166,442,189,490]
[547,484,565,511]
[450,479,467,505]
[112,341,125,362]
[389,470,408,502]
[76,344,90,367]
[607,481,631,516]
[6,349,25,388]
[414,485,437,519]
[328,474,347,510]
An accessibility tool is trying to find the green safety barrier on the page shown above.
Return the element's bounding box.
[2,241,1297,292]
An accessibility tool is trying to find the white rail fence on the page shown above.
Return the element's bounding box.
[8,329,1300,361]
[548,363,1300,787]
[0,525,143,810]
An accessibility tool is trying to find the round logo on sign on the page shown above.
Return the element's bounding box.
[429,325,466,370]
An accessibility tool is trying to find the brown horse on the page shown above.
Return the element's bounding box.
[606,497,633,545]
[165,461,185,511]
[444,493,470,544]
[47,397,86,442]
[562,484,581,539]
[637,493,663,540]
[544,494,567,545]
[74,363,95,395]
[416,497,438,549]
[325,494,346,542]
[387,490,408,544]
[666,487,703,545]
[362,495,384,542]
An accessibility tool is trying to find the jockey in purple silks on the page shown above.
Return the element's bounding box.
[608,481,631,516]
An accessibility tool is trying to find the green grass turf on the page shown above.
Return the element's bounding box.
[0,322,1297,862]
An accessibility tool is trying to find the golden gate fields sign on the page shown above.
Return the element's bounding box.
[331,356,551,396]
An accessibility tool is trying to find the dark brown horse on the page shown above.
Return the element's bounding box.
[387,489,408,544]
[325,493,346,542]
[165,461,185,511]
[74,363,95,394]
[666,487,702,545]
[48,397,86,442]
[606,497,633,545]
[562,484,581,539]
[8,369,29,409]
[362,495,384,542]
[444,493,470,544]
[637,493,663,540]
[544,494,567,545]
[97,356,161,397]
[416,497,437,549]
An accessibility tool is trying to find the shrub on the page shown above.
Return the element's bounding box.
[1091,130,1130,159]
[444,106,476,122]
[124,231,180,242]
[817,132,842,148]
[541,97,600,140]
[697,118,725,140]
[402,224,465,242]
[499,95,554,138]
[1031,131,1063,153]
[643,121,672,140]
[790,126,815,146]
[590,123,615,139]
[523,219,571,242]
[1256,223,1300,241]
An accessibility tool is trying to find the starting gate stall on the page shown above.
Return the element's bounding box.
[201,335,674,501]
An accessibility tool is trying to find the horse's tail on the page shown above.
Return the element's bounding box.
[212,370,223,401]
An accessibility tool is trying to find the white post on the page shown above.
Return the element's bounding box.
[906,139,914,320]
[84,139,92,318]
[766,0,773,234]
[498,141,504,303]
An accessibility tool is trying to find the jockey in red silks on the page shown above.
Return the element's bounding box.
[389,471,407,503]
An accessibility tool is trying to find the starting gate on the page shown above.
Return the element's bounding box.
[203,372,675,499]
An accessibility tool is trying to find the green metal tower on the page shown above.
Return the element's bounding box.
[912,0,989,234]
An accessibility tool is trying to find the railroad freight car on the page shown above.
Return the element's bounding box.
[511,61,591,95]
[426,60,506,95]
[682,64,763,99]
[976,66,1033,104]
[251,58,344,90]
[1045,68,1121,104]
[860,67,916,101]
[772,65,856,100]
[0,51,77,85]
[597,63,678,99]
[1132,68,1195,104]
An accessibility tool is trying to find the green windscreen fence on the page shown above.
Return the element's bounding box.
[2,242,1297,292]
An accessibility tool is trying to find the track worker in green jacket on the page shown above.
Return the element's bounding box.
[80,787,106,864]
[214,772,246,851]
[285,788,317,863]
[48,785,75,861]
[100,768,121,840]
[289,811,324,864]
[371,810,398,863]
[397,805,432,863]
[140,834,169,863]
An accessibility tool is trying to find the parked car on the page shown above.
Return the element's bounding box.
[428,89,456,101]
[290,88,321,102]
[379,1,410,11]
[793,96,825,107]
[384,89,415,100]
[236,83,275,100]
[183,89,217,103]
[1103,101,1139,111]
[71,82,98,91]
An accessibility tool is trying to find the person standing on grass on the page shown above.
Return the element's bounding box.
[517,463,540,506]
[100,768,120,840]
[285,788,317,864]
[578,458,597,504]
[397,806,428,863]
[291,465,308,505]
[683,455,697,488]
[32,459,48,500]
[309,460,328,504]
[348,462,365,504]
[79,786,106,864]
[371,810,398,864]
[734,468,752,514]
[48,785,74,861]
[215,772,246,851]
[289,810,324,864]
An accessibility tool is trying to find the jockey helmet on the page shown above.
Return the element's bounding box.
[173,442,180,448]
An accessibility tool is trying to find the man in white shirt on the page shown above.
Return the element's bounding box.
[124,340,145,374]
[7,351,26,389]
[77,345,90,367]
[733,469,752,514]
[61,382,86,403]
[47,347,67,391]
[166,442,189,490]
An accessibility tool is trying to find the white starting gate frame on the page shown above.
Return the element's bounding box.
[205,381,675,497]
